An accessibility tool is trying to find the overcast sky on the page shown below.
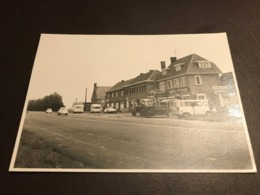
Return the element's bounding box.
[27,33,235,107]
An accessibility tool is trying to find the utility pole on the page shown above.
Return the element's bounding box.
[84,88,87,111]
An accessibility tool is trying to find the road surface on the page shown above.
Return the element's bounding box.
[17,112,253,170]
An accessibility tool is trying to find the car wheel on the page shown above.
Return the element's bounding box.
[182,113,190,119]
[205,111,212,116]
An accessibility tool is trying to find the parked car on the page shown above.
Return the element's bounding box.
[57,107,68,115]
[46,108,52,114]
[104,107,117,113]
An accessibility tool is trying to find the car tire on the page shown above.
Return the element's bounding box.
[205,111,212,116]
[182,113,190,119]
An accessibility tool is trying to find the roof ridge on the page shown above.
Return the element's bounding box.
[186,53,196,73]
[147,70,157,80]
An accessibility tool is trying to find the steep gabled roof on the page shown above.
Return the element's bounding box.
[158,54,222,80]
[96,86,111,98]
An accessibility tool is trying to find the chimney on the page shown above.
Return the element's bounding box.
[94,83,97,89]
[170,57,177,63]
[161,61,166,70]
[161,61,167,75]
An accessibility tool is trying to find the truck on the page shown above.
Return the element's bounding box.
[131,99,170,118]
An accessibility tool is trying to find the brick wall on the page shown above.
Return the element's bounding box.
[187,74,220,99]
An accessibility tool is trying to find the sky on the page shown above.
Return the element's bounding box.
[27,33,235,107]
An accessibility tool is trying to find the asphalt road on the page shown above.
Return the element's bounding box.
[18,112,253,170]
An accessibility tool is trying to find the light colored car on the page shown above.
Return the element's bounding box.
[57,107,68,115]
[46,108,52,114]
[104,107,117,113]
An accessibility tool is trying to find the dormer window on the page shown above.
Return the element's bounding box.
[197,61,211,68]
[173,63,185,71]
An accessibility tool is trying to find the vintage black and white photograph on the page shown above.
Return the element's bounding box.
[9,33,256,172]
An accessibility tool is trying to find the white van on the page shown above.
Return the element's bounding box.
[73,105,84,113]
[90,104,102,113]
[68,105,84,113]
[170,100,211,118]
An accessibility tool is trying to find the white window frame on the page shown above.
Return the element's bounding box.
[175,65,181,71]
[173,78,180,88]
[197,94,207,100]
[198,61,211,68]
[159,81,166,90]
[167,80,173,89]
[195,75,202,85]
[173,63,184,71]
[180,76,186,86]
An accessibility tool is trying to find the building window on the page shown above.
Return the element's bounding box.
[112,93,114,97]
[173,63,184,71]
[116,91,118,97]
[197,94,206,100]
[173,78,180,88]
[175,65,181,71]
[159,81,166,91]
[197,61,211,68]
[167,80,173,89]
[121,90,124,96]
[143,85,146,92]
[195,75,202,85]
[180,76,186,86]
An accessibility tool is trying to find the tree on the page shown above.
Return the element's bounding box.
[27,92,64,111]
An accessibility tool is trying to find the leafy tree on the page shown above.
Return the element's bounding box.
[27,92,64,111]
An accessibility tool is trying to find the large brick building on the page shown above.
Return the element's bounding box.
[106,70,162,111]
[106,53,223,112]
[156,54,222,101]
